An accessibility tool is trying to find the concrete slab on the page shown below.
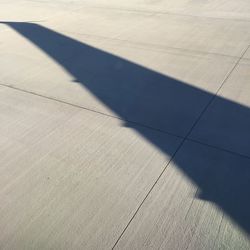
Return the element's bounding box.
[189,58,250,157]
[1,1,250,249]
[0,86,181,249]
[109,13,250,57]
[0,23,238,136]
[243,48,250,59]
[39,6,153,40]
[115,140,250,250]
[36,5,250,57]
[72,0,250,20]
[0,3,60,24]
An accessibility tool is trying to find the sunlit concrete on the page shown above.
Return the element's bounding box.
[0,1,250,249]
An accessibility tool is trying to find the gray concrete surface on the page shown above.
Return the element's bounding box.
[0,0,250,249]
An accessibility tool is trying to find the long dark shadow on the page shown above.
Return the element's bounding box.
[3,22,250,234]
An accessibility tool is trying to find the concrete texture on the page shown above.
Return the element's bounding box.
[115,140,250,250]
[0,86,181,249]
[0,30,238,136]
[0,0,250,249]
[190,58,250,157]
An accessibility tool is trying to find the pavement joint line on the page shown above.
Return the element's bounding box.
[2,51,250,247]
[111,129,250,248]
[2,81,250,161]
[111,136,187,249]
[2,46,250,230]
[75,4,250,23]
[111,44,250,248]
[0,83,183,139]
[111,124,250,248]
[186,138,250,160]
[1,2,250,248]
[185,44,250,140]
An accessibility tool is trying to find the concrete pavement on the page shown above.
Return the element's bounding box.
[0,1,250,249]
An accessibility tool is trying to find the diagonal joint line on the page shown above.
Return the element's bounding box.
[111,44,250,249]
